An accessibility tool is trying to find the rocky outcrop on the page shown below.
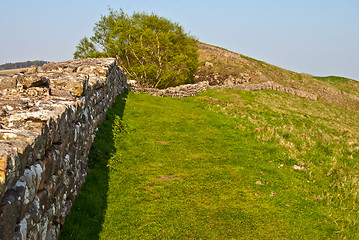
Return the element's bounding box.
[0,58,127,240]
[222,73,252,86]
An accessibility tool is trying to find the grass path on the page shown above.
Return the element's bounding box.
[60,89,359,239]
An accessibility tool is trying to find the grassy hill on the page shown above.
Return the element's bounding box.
[196,42,359,110]
[59,44,359,239]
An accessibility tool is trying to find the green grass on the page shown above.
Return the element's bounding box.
[60,88,359,239]
[197,42,359,112]
[313,76,359,95]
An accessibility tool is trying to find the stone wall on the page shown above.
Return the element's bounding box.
[217,81,318,100]
[0,58,127,240]
[130,80,317,100]
[129,80,209,97]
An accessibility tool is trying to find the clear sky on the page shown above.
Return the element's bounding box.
[1,0,358,80]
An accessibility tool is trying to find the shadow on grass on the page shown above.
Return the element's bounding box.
[59,90,128,240]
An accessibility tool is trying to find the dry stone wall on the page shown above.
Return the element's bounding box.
[130,80,317,100]
[129,80,209,97]
[218,81,318,100]
[0,58,127,240]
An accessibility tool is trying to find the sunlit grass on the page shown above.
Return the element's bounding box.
[60,88,359,239]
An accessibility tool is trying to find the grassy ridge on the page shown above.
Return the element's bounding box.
[197,43,359,111]
[313,76,359,95]
[60,88,359,239]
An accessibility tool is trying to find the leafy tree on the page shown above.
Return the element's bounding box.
[74,9,199,88]
[73,37,103,59]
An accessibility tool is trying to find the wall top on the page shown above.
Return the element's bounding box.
[0,58,119,196]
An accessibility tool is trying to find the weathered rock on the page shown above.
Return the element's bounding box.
[16,75,49,89]
[27,66,38,74]
[0,76,17,90]
[0,58,127,240]
[0,190,19,240]
[223,73,251,86]
[204,62,214,68]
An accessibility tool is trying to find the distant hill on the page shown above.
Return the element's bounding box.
[0,60,49,70]
[196,42,359,110]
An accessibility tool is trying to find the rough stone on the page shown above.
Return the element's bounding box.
[223,73,251,86]
[16,75,49,89]
[0,76,17,90]
[0,190,19,240]
[0,58,127,240]
[27,66,38,74]
[130,81,210,97]
[204,62,214,68]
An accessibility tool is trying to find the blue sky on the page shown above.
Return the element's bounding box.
[1,0,358,80]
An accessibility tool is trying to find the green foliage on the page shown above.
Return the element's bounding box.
[74,9,199,88]
[73,37,105,59]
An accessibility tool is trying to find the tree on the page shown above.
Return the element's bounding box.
[73,37,103,59]
[74,9,199,88]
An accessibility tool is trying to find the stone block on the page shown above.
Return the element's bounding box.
[0,76,17,89]
[16,75,49,89]
[0,193,18,240]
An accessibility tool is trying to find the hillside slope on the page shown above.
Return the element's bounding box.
[196,42,359,110]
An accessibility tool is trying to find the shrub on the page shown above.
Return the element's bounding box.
[74,9,199,88]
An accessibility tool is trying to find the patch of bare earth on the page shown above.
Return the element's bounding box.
[156,174,181,182]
